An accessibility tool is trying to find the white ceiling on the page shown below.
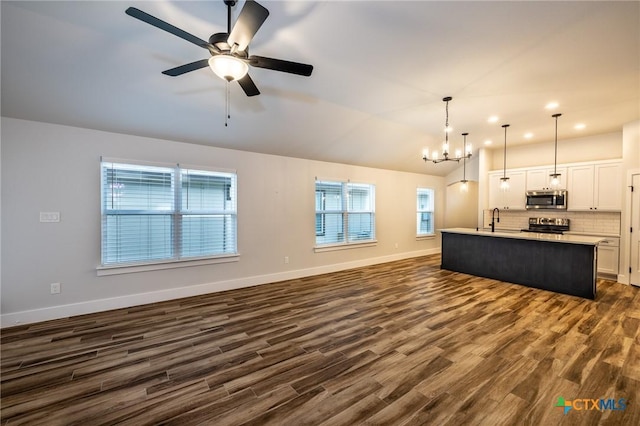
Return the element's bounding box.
[2,1,639,176]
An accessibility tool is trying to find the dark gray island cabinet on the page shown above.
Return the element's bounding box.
[440,228,604,300]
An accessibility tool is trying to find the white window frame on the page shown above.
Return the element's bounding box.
[97,159,239,275]
[314,179,376,252]
[417,187,435,238]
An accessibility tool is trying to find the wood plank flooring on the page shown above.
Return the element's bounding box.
[2,254,639,425]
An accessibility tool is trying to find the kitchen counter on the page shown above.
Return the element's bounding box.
[440,228,601,299]
[564,231,620,238]
[443,228,604,245]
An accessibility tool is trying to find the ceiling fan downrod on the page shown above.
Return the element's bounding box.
[224,1,236,35]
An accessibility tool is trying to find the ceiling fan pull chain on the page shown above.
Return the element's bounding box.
[224,80,231,127]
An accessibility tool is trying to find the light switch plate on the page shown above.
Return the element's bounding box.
[40,212,60,223]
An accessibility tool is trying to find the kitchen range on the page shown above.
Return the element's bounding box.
[520,217,569,235]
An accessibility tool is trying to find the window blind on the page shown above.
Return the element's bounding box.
[101,161,237,266]
[417,187,434,235]
[315,180,375,246]
[180,168,237,258]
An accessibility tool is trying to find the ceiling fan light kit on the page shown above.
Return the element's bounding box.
[208,55,249,81]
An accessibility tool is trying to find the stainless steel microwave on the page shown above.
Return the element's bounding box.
[525,190,567,210]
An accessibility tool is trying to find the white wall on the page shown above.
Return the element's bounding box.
[444,155,479,186]
[620,120,640,284]
[445,181,479,229]
[443,155,481,229]
[0,118,445,326]
[488,132,622,171]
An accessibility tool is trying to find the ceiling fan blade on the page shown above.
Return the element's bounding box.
[162,59,210,77]
[227,0,269,52]
[249,56,313,76]
[126,7,218,53]
[237,74,260,97]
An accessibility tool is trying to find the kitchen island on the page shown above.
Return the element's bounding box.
[440,228,604,299]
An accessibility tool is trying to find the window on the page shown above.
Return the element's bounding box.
[101,160,237,266]
[315,180,375,246]
[417,188,434,236]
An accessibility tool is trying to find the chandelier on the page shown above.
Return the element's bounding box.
[422,96,472,163]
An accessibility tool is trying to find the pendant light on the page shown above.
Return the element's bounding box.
[422,97,472,164]
[550,113,562,187]
[500,124,510,190]
[460,132,469,192]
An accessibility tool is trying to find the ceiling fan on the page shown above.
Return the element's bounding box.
[125,0,314,97]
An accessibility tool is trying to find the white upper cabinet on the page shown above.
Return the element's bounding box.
[488,170,526,210]
[567,162,622,211]
[567,165,595,210]
[526,167,568,190]
[487,160,621,212]
[594,163,622,210]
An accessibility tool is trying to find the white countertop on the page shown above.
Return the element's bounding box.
[440,228,605,245]
[564,231,620,238]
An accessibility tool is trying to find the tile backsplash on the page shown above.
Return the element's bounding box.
[483,210,621,235]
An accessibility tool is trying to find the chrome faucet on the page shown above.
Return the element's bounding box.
[491,208,500,232]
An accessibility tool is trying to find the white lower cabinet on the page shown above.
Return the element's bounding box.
[597,238,620,277]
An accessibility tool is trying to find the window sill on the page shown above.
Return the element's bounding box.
[97,254,240,276]
[416,234,436,240]
[314,240,377,253]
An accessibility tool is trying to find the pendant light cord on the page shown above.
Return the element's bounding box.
[462,133,468,180]
[445,99,449,146]
[463,150,466,180]
[502,124,509,179]
[554,116,558,174]
[553,113,562,175]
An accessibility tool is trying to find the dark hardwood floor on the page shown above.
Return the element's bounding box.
[2,254,639,425]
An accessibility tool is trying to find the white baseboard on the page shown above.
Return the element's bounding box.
[1,249,439,328]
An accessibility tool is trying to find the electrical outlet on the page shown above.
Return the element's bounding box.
[40,212,60,223]
[284,256,289,264]
[50,282,61,294]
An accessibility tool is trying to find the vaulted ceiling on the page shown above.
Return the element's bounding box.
[2,1,638,176]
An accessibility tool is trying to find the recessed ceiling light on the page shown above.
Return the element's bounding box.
[484,140,493,145]
[524,132,534,139]
[545,102,559,109]
[488,116,499,123]
[574,123,586,130]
